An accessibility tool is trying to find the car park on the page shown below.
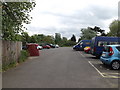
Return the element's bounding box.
[90,36,120,58]
[100,45,120,70]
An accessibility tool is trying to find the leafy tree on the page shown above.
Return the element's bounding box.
[89,26,106,36]
[63,40,76,46]
[80,27,97,40]
[30,36,37,43]
[29,34,55,45]
[70,34,76,42]
[108,20,120,37]
[2,2,36,41]
[21,32,30,45]
[55,33,62,44]
[78,38,82,42]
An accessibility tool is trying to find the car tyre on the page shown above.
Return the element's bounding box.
[111,61,120,70]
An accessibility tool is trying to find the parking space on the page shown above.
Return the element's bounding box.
[79,51,120,79]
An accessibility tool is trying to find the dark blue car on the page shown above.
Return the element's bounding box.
[73,40,91,51]
[91,36,120,58]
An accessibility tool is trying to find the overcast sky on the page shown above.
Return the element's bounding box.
[24,0,119,40]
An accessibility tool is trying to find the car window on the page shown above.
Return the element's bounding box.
[116,46,120,52]
[97,41,108,46]
[110,42,120,45]
[85,42,90,45]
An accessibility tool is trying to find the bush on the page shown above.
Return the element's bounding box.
[18,50,29,63]
[63,41,76,47]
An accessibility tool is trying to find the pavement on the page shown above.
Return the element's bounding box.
[2,47,120,88]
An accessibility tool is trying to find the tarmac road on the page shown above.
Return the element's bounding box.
[2,47,119,88]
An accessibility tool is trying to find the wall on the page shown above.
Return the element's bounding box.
[2,40,22,66]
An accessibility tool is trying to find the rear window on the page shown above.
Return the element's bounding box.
[116,46,120,51]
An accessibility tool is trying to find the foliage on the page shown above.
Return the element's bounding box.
[2,2,36,41]
[18,50,29,63]
[63,40,76,46]
[70,34,76,42]
[2,61,17,71]
[78,38,82,42]
[55,33,62,45]
[80,27,97,40]
[89,26,107,36]
[21,32,30,45]
[29,34,55,44]
[108,20,120,37]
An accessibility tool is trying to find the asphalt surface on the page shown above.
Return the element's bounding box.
[2,47,119,88]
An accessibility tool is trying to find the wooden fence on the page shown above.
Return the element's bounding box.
[1,40,22,66]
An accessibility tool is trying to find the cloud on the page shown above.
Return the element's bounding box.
[25,0,119,41]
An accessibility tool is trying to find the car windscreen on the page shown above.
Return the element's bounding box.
[116,46,120,51]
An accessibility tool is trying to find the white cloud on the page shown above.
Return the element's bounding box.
[25,0,119,40]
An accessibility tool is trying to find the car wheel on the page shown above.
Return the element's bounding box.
[111,61,120,70]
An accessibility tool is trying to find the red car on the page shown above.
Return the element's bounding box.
[84,46,91,53]
[42,45,51,49]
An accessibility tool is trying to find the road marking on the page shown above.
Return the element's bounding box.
[79,51,120,79]
[88,61,120,78]
[79,52,86,57]
[88,61,105,77]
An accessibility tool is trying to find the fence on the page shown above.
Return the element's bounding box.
[1,40,22,66]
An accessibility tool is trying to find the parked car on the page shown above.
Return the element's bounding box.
[73,40,91,51]
[73,43,80,51]
[42,45,51,49]
[55,44,59,48]
[22,45,27,50]
[47,44,56,48]
[100,45,120,70]
[91,36,120,58]
[37,45,43,50]
[79,40,91,51]
[84,46,91,53]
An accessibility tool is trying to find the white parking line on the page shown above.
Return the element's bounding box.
[79,52,120,78]
[88,61,120,78]
[79,52,86,57]
[88,61,105,77]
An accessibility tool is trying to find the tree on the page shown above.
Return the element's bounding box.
[2,2,36,41]
[108,20,120,37]
[80,27,97,40]
[21,32,30,45]
[70,34,76,42]
[78,38,82,42]
[55,33,62,44]
[89,26,106,36]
